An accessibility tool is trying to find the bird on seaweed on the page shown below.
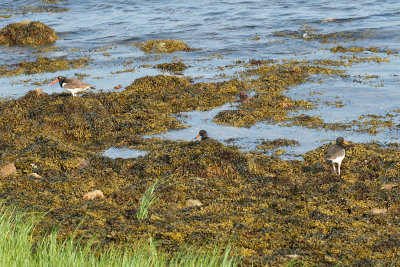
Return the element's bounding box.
[48,76,95,96]
[326,137,349,176]
[194,130,217,143]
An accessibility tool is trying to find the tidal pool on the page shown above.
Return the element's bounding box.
[102,147,148,159]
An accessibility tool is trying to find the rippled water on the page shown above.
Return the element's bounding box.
[1,0,400,157]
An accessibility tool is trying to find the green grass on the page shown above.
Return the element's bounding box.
[137,180,159,221]
[0,207,239,267]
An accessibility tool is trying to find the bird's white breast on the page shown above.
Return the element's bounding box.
[332,152,345,164]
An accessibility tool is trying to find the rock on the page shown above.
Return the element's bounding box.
[185,199,203,208]
[206,166,223,177]
[77,158,90,169]
[0,163,17,177]
[242,97,253,104]
[33,88,47,97]
[311,161,325,172]
[279,102,294,109]
[28,173,42,178]
[381,183,398,191]
[239,91,249,102]
[309,209,329,220]
[0,20,58,46]
[286,254,301,259]
[369,208,387,215]
[83,190,105,200]
[136,39,191,53]
[19,20,33,25]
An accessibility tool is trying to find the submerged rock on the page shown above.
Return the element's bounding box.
[134,39,191,53]
[154,62,187,73]
[0,20,58,46]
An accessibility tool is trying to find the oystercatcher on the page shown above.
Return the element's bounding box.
[48,76,95,96]
[326,137,349,176]
[194,130,217,143]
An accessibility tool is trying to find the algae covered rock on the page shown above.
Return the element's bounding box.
[134,39,191,53]
[0,20,58,46]
[155,62,188,73]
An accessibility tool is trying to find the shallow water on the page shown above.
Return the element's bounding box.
[1,0,399,156]
[102,147,148,159]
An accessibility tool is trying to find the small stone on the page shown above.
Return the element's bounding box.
[242,97,253,104]
[83,190,105,200]
[29,173,42,178]
[311,161,325,172]
[322,18,335,23]
[279,102,294,109]
[206,166,223,177]
[239,91,249,101]
[34,88,47,97]
[309,209,329,220]
[0,163,17,177]
[185,199,203,208]
[77,158,90,169]
[286,254,301,259]
[369,208,387,215]
[19,20,33,25]
[381,183,398,191]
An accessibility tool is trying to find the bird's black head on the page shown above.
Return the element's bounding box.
[195,130,208,140]
[57,76,66,86]
[336,137,349,146]
[199,130,207,137]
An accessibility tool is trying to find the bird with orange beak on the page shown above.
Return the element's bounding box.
[48,76,95,96]
[326,137,349,176]
[194,130,217,143]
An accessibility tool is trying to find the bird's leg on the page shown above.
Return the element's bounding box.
[337,162,341,176]
[332,162,337,175]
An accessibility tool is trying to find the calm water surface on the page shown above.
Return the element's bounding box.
[1,0,399,157]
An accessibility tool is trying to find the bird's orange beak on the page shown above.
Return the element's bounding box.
[195,134,200,139]
[48,78,59,86]
[343,140,349,145]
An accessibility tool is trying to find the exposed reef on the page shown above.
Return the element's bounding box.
[0,20,58,46]
[0,70,399,265]
[0,57,89,77]
[134,39,192,53]
[0,38,399,265]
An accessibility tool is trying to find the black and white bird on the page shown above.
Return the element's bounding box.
[326,137,349,176]
[48,76,95,96]
[194,130,217,143]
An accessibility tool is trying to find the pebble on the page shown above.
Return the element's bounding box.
[83,190,105,200]
[381,183,398,191]
[28,173,42,178]
[369,208,387,215]
[185,199,203,208]
[0,163,17,177]
[33,88,47,97]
